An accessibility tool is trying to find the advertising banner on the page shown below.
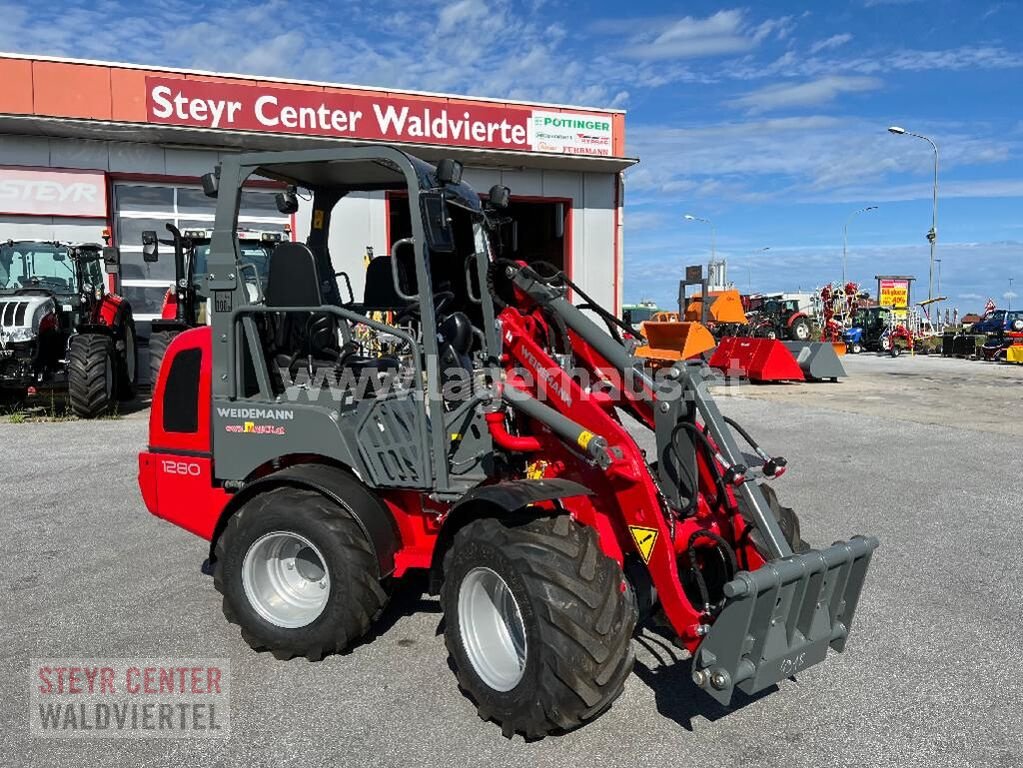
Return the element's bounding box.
[145,77,614,156]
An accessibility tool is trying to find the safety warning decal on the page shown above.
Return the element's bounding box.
[629,526,658,563]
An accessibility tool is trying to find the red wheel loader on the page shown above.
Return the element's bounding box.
[138,147,878,739]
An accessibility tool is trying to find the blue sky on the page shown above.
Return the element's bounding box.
[2,0,1020,312]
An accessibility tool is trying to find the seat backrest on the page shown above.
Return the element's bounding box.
[362,256,409,311]
[266,242,322,308]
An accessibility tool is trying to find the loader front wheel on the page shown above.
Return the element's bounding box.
[213,486,388,661]
[441,515,637,739]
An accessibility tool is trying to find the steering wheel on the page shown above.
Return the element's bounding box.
[394,290,455,326]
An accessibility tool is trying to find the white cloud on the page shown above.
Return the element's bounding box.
[728,75,881,113]
[810,33,853,54]
[1006,291,1020,300]
[601,9,793,61]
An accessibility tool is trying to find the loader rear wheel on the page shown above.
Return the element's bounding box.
[789,317,812,341]
[148,329,178,389]
[115,314,138,401]
[441,515,637,739]
[213,486,388,661]
[67,334,116,418]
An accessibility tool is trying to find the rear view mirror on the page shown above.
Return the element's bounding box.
[52,248,66,262]
[436,158,463,185]
[102,246,120,275]
[488,185,510,208]
[420,193,454,253]
[275,187,299,214]
[142,231,159,263]
[201,171,219,198]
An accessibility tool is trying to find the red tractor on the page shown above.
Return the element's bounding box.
[746,295,813,341]
[0,239,138,416]
[139,147,877,738]
[143,225,287,385]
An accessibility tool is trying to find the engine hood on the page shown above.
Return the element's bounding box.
[0,294,54,342]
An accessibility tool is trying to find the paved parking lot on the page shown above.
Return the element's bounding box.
[1,355,1021,767]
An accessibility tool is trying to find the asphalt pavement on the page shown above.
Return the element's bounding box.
[1,359,1020,767]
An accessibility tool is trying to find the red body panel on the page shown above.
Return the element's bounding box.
[140,326,228,540]
[93,293,124,326]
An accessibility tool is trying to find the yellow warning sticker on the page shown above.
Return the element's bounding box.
[629,526,658,563]
[312,209,325,229]
[577,430,595,450]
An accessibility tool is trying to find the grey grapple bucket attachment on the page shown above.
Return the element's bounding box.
[692,535,879,705]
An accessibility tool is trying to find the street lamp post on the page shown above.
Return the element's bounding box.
[748,246,770,294]
[935,258,942,294]
[1010,276,1015,311]
[888,125,939,301]
[842,206,878,285]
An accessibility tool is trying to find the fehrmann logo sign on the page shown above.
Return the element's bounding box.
[144,77,615,156]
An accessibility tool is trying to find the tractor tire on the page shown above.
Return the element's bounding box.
[213,486,388,661]
[765,328,778,340]
[115,313,138,401]
[741,482,810,556]
[148,329,178,390]
[890,345,902,358]
[789,317,812,341]
[850,342,863,354]
[441,515,637,740]
[67,334,117,418]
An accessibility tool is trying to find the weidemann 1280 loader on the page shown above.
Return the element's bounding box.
[138,145,878,738]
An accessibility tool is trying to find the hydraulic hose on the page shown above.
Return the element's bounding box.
[686,529,739,614]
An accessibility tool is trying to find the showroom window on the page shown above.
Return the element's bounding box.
[113,183,290,331]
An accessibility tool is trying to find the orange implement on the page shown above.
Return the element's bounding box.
[685,290,748,325]
[634,321,717,363]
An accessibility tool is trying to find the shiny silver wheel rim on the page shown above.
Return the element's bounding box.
[242,531,330,628]
[458,567,527,692]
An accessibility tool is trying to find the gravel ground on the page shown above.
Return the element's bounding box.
[1,365,1021,767]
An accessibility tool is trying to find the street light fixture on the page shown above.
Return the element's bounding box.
[888,125,939,301]
[843,206,878,285]
[683,213,716,261]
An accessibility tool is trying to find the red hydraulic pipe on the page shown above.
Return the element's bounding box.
[485,412,542,453]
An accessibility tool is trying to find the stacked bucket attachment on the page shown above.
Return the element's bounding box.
[782,342,847,381]
[634,320,717,365]
[708,337,806,382]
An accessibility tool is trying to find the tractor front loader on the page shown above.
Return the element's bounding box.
[138,146,878,739]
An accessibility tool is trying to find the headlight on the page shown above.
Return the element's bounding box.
[4,327,34,343]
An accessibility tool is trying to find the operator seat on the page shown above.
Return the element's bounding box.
[362,256,411,313]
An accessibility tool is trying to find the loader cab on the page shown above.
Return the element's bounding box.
[154,146,502,495]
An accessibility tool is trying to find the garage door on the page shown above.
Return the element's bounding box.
[113,183,290,336]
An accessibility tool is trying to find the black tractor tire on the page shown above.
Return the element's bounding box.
[789,316,812,342]
[67,334,117,418]
[441,515,637,740]
[115,312,138,401]
[764,328,778,340]
[148,329,179,390]
[850,342,863,354]
[741,482,810,557]
[890,344,902,358]
[213,486,388,661]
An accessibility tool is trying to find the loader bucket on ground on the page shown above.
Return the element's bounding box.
[685,290,748,325]
[635,321,717,363]
[692,535,879,706]
[1007,345,1023,364]
[708,337,805,382]
[782,341,847,381]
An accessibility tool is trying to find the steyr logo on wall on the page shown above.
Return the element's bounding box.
[145,77,615,156]
[0,167,107,217]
